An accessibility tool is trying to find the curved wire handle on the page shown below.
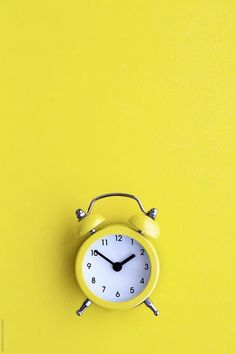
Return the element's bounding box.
[86,193,147,215]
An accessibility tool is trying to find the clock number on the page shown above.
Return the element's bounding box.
[101,239,108,246]
[140,249,145,255]
[115,291,120,297]
[130,287,134,293]
[87,262,91,269]
[115,235,122,242]
[102,286,106,292]
[91,250,98,256]
[140,277,144,284]
[144,263,149,270]
[91,277,96,283]
[131,238,134,245]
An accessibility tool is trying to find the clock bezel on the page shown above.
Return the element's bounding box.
[75,224,159,311]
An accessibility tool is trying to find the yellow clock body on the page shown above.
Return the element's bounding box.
[74,193,161,316]
[75,224,160,311]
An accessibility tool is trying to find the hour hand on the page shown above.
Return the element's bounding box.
[120,254,136,265]
[94,250,114,265]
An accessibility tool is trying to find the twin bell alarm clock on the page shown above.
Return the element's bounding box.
[74,193,160,316]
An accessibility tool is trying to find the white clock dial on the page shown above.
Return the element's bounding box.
[82,234,151,302]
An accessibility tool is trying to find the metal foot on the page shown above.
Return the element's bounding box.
[144,298,159,316]
[76,299,92,316]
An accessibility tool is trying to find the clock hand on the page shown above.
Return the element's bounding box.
[120,254,136,266]
[112,254,136,272]
[94,250,114,265]
[94,251,135,272]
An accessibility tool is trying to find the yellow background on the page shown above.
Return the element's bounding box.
[0,1,235,353]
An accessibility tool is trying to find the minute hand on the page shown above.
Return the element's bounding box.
[120,254,136,265]
[94,250,114,265]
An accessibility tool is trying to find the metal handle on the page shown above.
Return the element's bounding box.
[86,193,147,215]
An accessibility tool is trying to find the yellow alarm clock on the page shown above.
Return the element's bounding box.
[75,193,160,316]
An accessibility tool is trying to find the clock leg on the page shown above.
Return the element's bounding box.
[76,298,92,316]
[143,298,159,316]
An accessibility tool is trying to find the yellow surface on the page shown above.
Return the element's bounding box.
[0,1,235,353]
[75,224,159,310]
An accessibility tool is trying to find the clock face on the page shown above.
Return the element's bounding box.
[82,234,151,302]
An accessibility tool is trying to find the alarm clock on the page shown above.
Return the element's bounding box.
[74,193,160,316]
